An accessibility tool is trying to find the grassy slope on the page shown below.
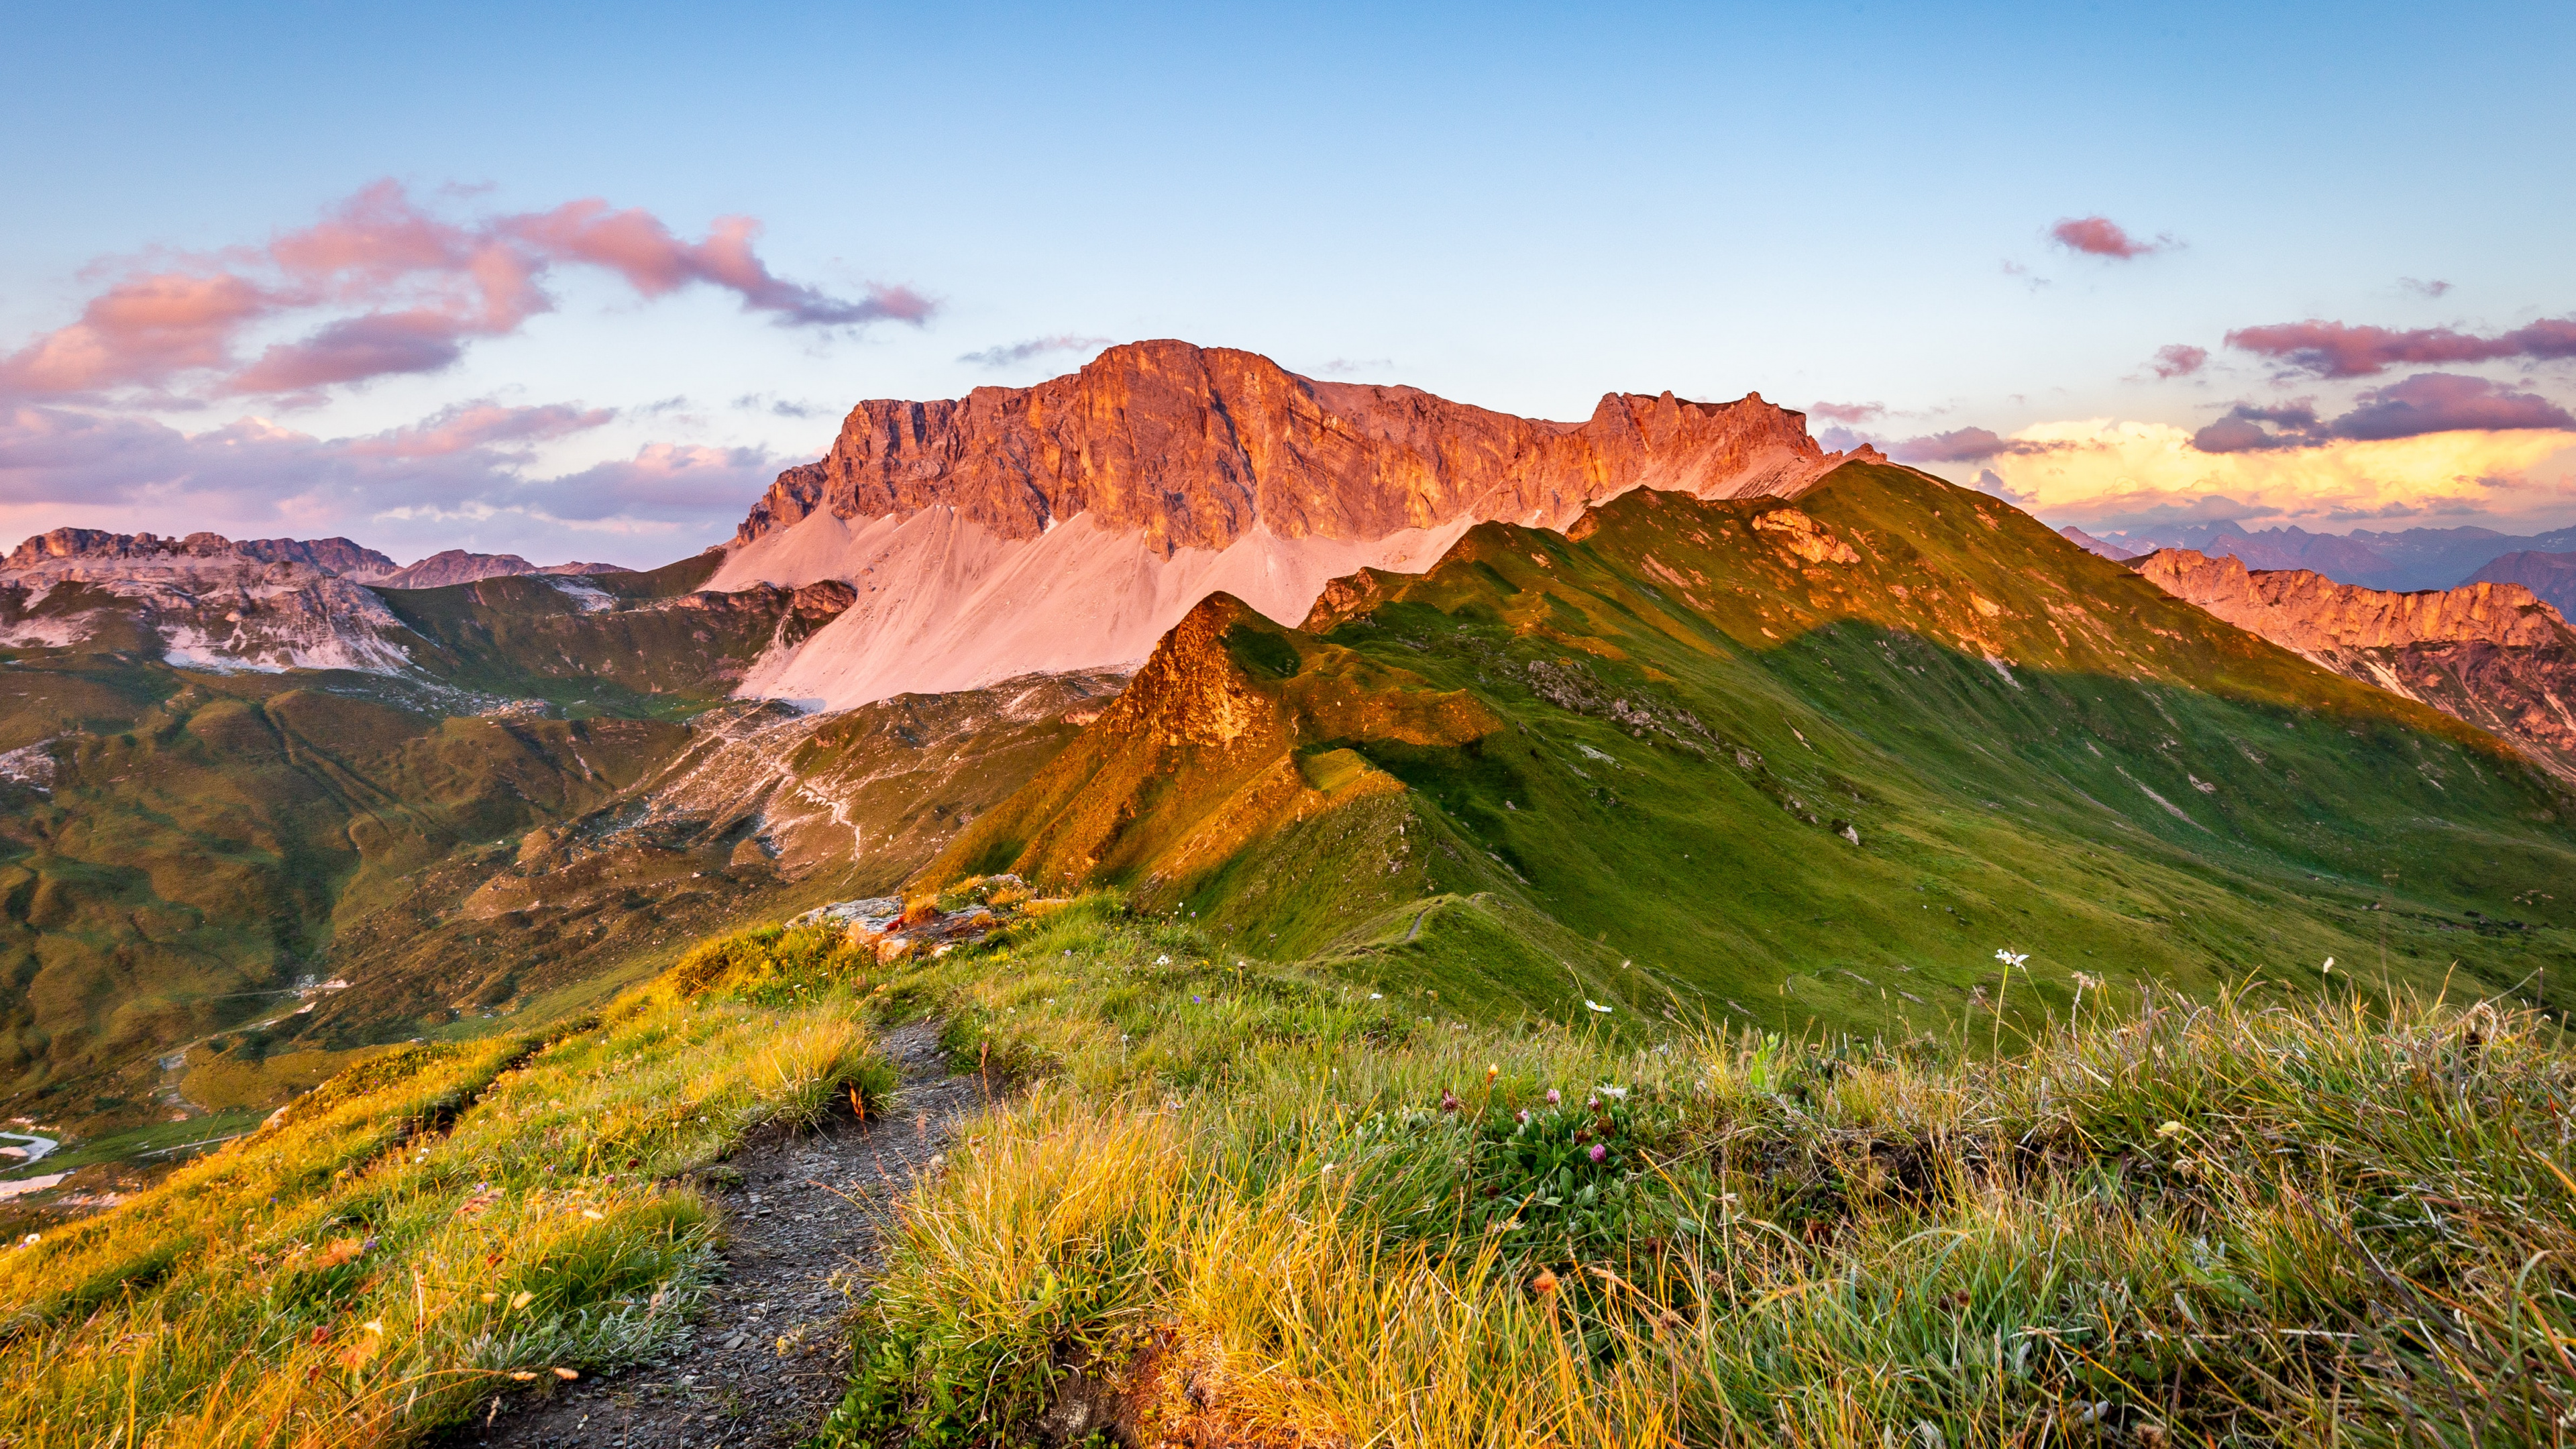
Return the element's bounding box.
[650,896,2576,1446]
[0,931,894,1449]
[13,885,2576,1445]
[0,656,691,1122]
[370,557,780,721]
[934,464,2576,1035]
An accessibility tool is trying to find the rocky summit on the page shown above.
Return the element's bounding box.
[2134,547,2576,779]
[713,340,1884,709]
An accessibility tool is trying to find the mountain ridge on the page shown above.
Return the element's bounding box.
[712,339,1882,710]
[2131,547,2576,779]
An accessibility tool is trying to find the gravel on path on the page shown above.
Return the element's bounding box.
[464,1020,984,1448]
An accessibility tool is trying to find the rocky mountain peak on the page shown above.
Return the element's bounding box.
[733,339,1876,557]
[3,527,396,578]
[2134,548,2573,652]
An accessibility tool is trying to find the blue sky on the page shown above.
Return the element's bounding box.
[3,1,2571,564]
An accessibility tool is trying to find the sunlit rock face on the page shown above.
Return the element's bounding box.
[2135,546,2576,780]
[718,339,1878,709]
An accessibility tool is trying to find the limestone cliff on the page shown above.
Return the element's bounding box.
[735,339,1874,556]
[716,340,1880,709]
[2135,547,2576,779]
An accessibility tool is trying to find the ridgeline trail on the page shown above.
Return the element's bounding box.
[466,1021,982,1449]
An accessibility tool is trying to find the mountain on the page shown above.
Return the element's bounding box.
[9,342,2576,1183]
[2469,549,2576,616]
[3,528,396,579]
[3,529,421,673]
[2081,519,2576,592]
[2133,548,2576,780]
[370,550,629,590]
[2058,525,2141,559]
[934,462,2576,1026]
[709,339,1881,709]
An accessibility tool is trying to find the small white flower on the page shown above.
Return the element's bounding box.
[2322,957,2334,973]
[1584,1000,1613,1014]
[1995,949,2029,969]
[1369,993,1383,1000]
[1155,955,1171,965]
[1596,1085,1629,1099]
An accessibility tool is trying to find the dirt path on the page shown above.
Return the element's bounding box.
[464,1021,984,1448]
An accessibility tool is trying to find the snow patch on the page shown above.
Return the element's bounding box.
[0,743,52,794]
[548,577,618,612]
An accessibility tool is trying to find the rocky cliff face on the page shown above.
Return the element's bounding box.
[2133,549,2570,652]
[2135,547,2576,779]
[717,339,1881,710]
[0,540,418,673]
[739,340,1870,556]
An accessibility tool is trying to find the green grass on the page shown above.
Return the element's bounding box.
[806,896,2576,1448]
[0,932,895,1448]
[934,466,2576,1040]
[0,657,697,1128]
[17,889,2576,1446]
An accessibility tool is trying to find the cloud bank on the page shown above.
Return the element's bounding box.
[2226,315,2576,378]
[0,182,933,403]
[0,399,778,567]
[1945,417,2576,536]
[2190,373,2576,452]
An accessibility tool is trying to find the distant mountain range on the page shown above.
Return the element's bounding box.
[2070,519,2576,593]
[5,340,2575,1159]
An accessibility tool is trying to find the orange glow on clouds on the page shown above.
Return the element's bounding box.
[1972,419,2576,531]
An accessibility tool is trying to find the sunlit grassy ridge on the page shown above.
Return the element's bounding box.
[0,936,892,1448]
[812,896,2576,1447]
[934,466,2576,1036]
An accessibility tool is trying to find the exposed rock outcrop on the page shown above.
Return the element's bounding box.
[2134,549,2570,652]
[2135,547,2576,780]
[738,339,1873,555]
[0,542,417,674]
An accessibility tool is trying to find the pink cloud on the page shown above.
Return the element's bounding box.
[2049,216,2172,260]
[2224,316,2576,378]
[2190,373,2573,451]
[507,202,933,327]
[344,400,618,458]
[0,182,932,402]
[2149,344,2207,379]
[0,399,775,566]
[2334,372,2575,440]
